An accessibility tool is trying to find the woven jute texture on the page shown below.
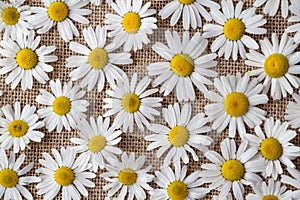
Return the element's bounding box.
[0,0,299,199]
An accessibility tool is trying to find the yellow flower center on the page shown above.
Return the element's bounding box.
[54,166,75,186]
[2,7,20,25]
[121,93,141,113]
[168,125,189,147]
[170,54,194,77]
[224,92,249,117]
[88,48,109,70]
[264,53,289,78]
[53,96,71,116]
[8,120,29,138]
[0,169,19,188]
[167,180,188,200]
[16,49,38,70]
[221,160,245,181]
[122,12,141,34]
[260,137,283,160]
[48,1,69,22]
[223,18,245,41]
[118,168,137,185]
[262,195,279,200]
[88,136,106,153]
[178,0,195,5]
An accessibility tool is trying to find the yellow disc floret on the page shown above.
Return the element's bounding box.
[168,125,189,147]
[0,169,19,188]
[88,48,108,70]
[16,49,38,70]
[118,168,137,185]
[170,54,194,77]
[260,137,283,160]
[178,0,195,5]
[48,1,69,22]
[122,93,141,113]
[8,120,29,138]
[262,195,279,200]
[264,53,289,78]
[2,7,20,25]
[167,180,188,200]
[53,96,71,116]
[54,166,75,186]
[88,136,106,153]
[122,12,141,34]
[221,160,245,181]
[224,18,245,41]
[224,92,249,117]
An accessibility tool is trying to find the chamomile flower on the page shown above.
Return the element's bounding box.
[285,90,300,129]
[30,0,92,42]
[67,25,132,92]
[244,117,300,180]
[254,0,289,18]
[0,30,57,90]
[287,0,300,43]
[105,0,157,51]
[245,33,300,100]
[0,102,44,153]
[36,79,89,133]
[246,179,292,200]
[101,152,153,200]
[103,73,162,133]
[70,116,123,172]
[203,0,267,60]
[149,161,208,200]
[0,149,40,200]
[36,147,96,200]
[282,167,300,199]
[147,30,218,101]
[158,0,220,30]
[145,103,213,166]
[199,138,265,200]
[205,73,268,138]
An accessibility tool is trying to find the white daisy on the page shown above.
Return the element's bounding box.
[244,117,300,180]
[0,0,33,41]
[145,103,213,166]
[36,79,89,133]
[105,0,157,51]
[246,179,292,200]
[254,0,290,18]
[101,152,153,200]
[67,25,132,92]
[70,115,123,172]
[282,167,300,199]
[103,73,162,133]
[158,0,220,30]
[199,138,265,200]
[205,73,268,138]
[285,90,300,129]
[30,0,92,42]
[147,30,218,101]
[245,33,300,100]
[0,102,44,153]
[0,149,40,200]
[286,0,300,43]
[0,30,57,90]
[149,161,208,200]
[203,0,267,60]
[36,147,96,200]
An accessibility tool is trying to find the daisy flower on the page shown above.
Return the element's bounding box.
[199,138,265,200]
[158,0,220,30]
[246,179,292,200]
[282,167,300,199]
[205,73,268,138]
[67,25,132,92]
[203,0,267,60]
[101,152,153,200]
[254,0,289,18]
[36,79,89,133]
[70,115,123,172]
[105,0,157,51]
[149,161,208,200]
[36,147,96,200]
[244,117,300,180]
[0,30,57,90]
[285,90,300,129]
[0,149,40,200]
[147,30,218,101]
[0,0,32,41]
[245,33,300,100]
[103,73,162,133]
[0,102,44,153]
[30,0,92,42]
[145,103,213,166]
[286,0,300,43]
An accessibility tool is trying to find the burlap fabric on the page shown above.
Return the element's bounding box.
[0,0,298,199]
